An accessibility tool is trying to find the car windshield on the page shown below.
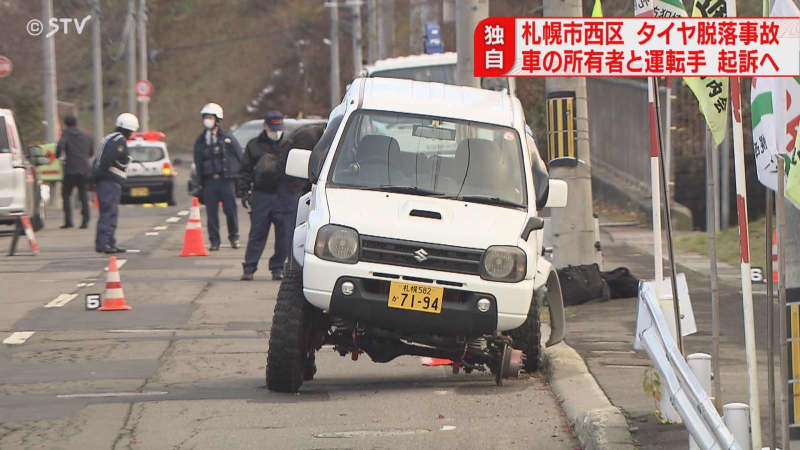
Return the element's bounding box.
[329,110,527,208]
[371,64,510,92]
[128,145,165,162]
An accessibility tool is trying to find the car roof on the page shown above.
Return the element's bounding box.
[355,77,519,128]
[127,139,167,149]
[237,118,326,129]
[364,52,457,74]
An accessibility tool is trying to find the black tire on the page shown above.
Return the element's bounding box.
[266,261,310,392]
[507,297,541,373]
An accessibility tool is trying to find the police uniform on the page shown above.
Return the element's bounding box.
[92,132,129,252]
[193,127,242,249]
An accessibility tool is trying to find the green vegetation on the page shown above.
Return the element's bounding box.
[675,216,769,268]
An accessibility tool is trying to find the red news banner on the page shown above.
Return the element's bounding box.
[474,17,800,77]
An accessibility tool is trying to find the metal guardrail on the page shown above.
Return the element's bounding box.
[634,281,741,450]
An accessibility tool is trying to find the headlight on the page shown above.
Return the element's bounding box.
[314,224,359,264]
[480,246,526,282]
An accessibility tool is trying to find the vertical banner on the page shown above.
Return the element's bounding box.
[546,91,577,161]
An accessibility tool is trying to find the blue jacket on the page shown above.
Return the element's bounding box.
[91,132,129,184]
[193,128,242,182]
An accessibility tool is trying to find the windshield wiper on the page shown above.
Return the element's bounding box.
[456,195,525,209]
[372,186,446,197]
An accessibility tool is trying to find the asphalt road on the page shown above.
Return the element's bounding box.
[0,164,576,449]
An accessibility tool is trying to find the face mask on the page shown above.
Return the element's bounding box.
[203,118,216,129]
[266,130,283,141]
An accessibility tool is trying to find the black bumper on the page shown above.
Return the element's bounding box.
[328,277,497,336]
[122,176,173,202]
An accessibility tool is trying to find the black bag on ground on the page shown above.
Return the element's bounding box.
[558,263,610,306]
[601,267,639,299]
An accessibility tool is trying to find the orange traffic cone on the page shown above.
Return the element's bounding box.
[421,357,454,367]
[180,197,209,257]
[772,229,779,284]
[98,256,132,311]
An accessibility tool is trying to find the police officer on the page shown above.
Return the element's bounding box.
[92,113,139,254]
[193,103,242,251]
[239,111,294,281]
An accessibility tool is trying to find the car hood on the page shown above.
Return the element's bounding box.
[325,188,528,249]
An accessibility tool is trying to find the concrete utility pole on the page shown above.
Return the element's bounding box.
[329,0,341,108]
[377,0,394,60]
[41,0,58,142]
[545,0,598,268]
[127,0,136,114]
[366,0,379,64]
[455,0,488,88]
[138,0,149,130]
[351,1,363,77]
[91,0,103,146]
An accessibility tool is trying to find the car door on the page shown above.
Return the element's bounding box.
[0,113,27,214]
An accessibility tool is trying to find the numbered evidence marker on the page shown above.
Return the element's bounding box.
[751,267,765,284]
[85,293,102,310]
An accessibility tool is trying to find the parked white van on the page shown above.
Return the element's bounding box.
[266,78,567,392]
[0,109,46,230]
[361,52,516,95]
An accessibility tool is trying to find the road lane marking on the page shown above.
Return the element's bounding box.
[153,226,167,231]
[145,232,159,236]
[126,249,141,253]
[105,259,127,271]
[106,329,177,333]
[56,391,168,399]
[166,217,181,223]
[45,293,77,308]
[313,430,430,438]
[77,283,87,287]
[441,426,457,431]
[177,210,189,216]
[3,332,35,345]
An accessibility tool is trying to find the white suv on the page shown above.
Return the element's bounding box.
[268,78,567,392]
[0,108,46,230]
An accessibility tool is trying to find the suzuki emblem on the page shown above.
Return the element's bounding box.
[413,248,428,262]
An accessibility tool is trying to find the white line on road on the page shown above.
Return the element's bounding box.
[44,293,77,308]
[166,217,181,223]
[177,210,189,216]
[77,283,87,287]
[105,259,127,271]
[153,226,167,231]
[145,232,159,236]
[106,329,177,333]
[87,283,95,287]
[56,391,168,399]
[126,249,141,253]
[3,332,35,345]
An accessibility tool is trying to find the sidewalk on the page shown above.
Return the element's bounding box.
[564,223,783,449]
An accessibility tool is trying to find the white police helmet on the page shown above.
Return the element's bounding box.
[200,103,224,120]
[115,113,140,132]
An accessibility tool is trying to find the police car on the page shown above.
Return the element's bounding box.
[122,131,176,205]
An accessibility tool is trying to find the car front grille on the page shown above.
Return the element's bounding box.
[359,235,483,276]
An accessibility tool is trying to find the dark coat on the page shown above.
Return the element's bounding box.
[91,132,129,184]
[239,131,291,194]
[56,127,94,176]
[193,128,242,182]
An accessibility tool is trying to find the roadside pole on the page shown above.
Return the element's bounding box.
[41,0,58,142]
[777,156,789,450]
[665,78,673,196]
[351,1,363,78]
[767,187,776,449]
[648,78,665,297]
[366,0,378,64]
[730,72,763,450]
[377,0,394,60]
[705,125,722,410]
[455,0,487,88]
[329,0,340,109]
[127,0,136,114]
[91,0,103,145]
[137,0,149,131]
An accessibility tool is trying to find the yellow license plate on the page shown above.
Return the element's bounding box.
[130,187,149,197]
[387,281,444,314]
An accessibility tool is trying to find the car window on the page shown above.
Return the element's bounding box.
[370,64,456,84]
[128,145,165,162]
[0,117,9,153]
[329,110,527,208]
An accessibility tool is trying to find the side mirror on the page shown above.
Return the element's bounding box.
[544,180,568,208]
[286,148,312,179]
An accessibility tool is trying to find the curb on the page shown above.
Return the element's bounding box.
[545,342,637,450]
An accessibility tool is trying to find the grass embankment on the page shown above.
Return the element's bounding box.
[675,216,769,268]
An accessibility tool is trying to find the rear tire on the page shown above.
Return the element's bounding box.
[507,297,541,373]
[266,260,310,392]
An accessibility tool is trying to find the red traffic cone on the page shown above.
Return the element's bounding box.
[98,256,132,311]
[180,197,209,257]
